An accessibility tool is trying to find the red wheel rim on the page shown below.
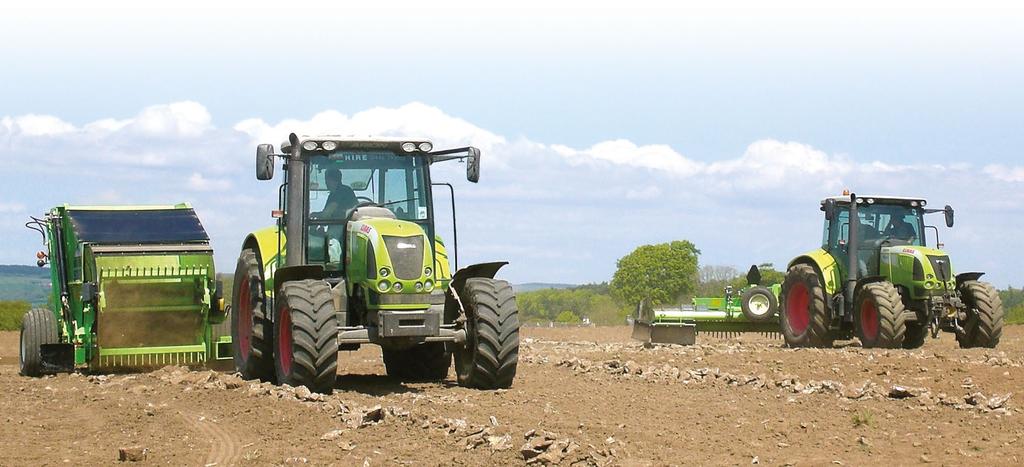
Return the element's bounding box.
[277,304,293,376]
[860,300,879,342]
[237,279,252,360]
[786,283,811,335]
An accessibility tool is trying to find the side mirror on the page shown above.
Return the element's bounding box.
[944,205,954,228]
[466,147,480,183]
[256,144,275,180]
[823,198,836,221]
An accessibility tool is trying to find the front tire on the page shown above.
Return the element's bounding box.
[231,249,275,381]
[740,286,778,322]
[957,281,1004,348]
[383,343,451,382]
[274,280,338,393]
[854,282,906,349]
[454,278,520,389]
[780,264,832,347]
[20,308,59,377]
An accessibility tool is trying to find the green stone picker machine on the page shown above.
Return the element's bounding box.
[232,134,520,393]
[633,265,781,345]
[20,204,230,376]
[780,192,1004,349]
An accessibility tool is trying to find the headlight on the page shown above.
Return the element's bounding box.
[415,282,423,292]
[424,280,434,291]
[379,267,390,278]
[418,142,432,152]
[424,267,432,276]
[302,141,318,151]
[401,142,417,152]
[377,281,390,292]
[321,140,338,151]
[393,282,403,292]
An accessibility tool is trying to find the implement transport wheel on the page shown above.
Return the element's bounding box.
[274,280,338,393]
[854,282,906,349]
[780,264,832,348]
[232,249,275,381]
[903,323,927,349]
[19,308,59,377]
[455,278,520,389]
[383,343,451,382]
[741,286,778,322]
[957,281,1004,349]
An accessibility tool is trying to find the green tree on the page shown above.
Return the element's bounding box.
[610,240,700,307]
[554,310,581,324]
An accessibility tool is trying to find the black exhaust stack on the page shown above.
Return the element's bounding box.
[846,193,859,312]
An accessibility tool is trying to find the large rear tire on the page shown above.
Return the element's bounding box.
[231,249,275,381]
[383,343,451,382]
[740,286,778,322]
[780,264,832,348]
[454,278,519,389]
[274,280,338,393]
[19,308,59,377]
[957,281,1004,349]
[854,282,906,349]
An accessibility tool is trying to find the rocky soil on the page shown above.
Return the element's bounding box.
[2,326,1024,465]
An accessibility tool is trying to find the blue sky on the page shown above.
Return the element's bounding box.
[2,2,1023,286]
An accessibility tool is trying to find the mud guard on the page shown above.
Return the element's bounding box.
[956,272,985,286]
[40,343,74,373]
[272,265,325,304]
[444,261,509,321]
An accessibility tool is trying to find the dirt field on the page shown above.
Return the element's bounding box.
[3,327,1024,466]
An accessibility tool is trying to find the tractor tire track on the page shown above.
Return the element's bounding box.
[181,411,242,466]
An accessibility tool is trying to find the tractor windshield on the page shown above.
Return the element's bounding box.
[827,203,926,250]
[306,150,431,267]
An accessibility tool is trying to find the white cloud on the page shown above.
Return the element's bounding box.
[0,114,76,136]
[1,100,1021,287]
[187,172,232,192]
[983,164,1024,182]
[234,102,506,154]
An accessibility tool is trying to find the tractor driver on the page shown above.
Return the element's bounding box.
[883,215,917,242]
[316,168,358,220]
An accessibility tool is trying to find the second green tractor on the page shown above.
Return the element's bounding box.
[232,135,520,393]
[781,193,1004,349]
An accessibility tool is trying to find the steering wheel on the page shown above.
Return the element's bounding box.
[356,196,375,204]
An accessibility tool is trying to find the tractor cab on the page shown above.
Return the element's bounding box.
[822,195,929,277]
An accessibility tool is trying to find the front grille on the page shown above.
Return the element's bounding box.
[383,235,424,280]
[928,255,951,282]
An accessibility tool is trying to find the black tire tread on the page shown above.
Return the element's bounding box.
[958,281,1004,349]
[20,308,59,377]
[740,286,778,322]
[231,249,275,381]
[780,264,832,348]
[276,280,338,393]
[455,278,520,389]
[856,281,906,349]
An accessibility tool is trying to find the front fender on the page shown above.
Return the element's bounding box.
[444,261,509,322]
[788,249,842,296]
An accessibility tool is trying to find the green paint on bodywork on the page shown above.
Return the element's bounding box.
[40,204,224,370]
[246,217,453,311]
[788,249,843,295]
[880,245,957,299]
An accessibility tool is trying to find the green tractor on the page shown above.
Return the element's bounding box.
[232,134,520,393]
[781,192,1004,349]
[633,265,781,345]
[20,204,230,376]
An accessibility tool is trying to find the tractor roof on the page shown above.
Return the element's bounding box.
[280,136,432,154]
[821,195,928,207]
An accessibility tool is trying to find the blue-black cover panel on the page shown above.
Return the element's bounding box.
[67,209,210,244]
